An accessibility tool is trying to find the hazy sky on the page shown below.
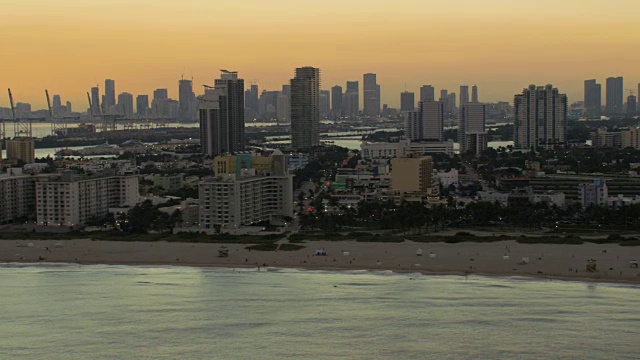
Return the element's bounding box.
[1,0,639,110]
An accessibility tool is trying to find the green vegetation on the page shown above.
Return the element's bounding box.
[619,240,640,247]
[245,243,279,251]
[278,243,306,251]
[516,237,584,245]
[0,230,284,244]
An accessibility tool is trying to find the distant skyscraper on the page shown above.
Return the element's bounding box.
[179,78,197,121]
[331,85,343,118]
[606,77,624,114]
[319,90,331,119]
[514,84,567,149]
[584,79,602,117]
[446,93,457,115]
[471,85,478,103]
[52,95,62,111]
[400,91,415,112]
[347,80,359,106]
[90,86,100,115]
[460,85,470,105]
[276,93,290,123]
[258,90,279,120]
[117,92,134,116]
[363,73,380,116]
[458,103,487,156]
[136,95,149,116]
[66,101,72,113]
[421,101,444,141]
[245,84,259,117]
[440,89,448,102]
[281,84,291,97]
[406,101,444,141]
[199,70,245,156]
[154,88,168,101]
[104,79,116,112]
[344,81,359,118]
[420,85,435,102]
[290,67,320,150]
[627,95,637,114]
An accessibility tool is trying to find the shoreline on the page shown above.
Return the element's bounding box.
[3,259,640,286]
[3,237,640,285]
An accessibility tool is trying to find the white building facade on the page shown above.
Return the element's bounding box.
[199,174,294,229]
[35,173,139,227]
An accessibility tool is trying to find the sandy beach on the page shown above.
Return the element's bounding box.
[2,239,640,283]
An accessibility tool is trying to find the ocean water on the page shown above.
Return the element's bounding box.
[1,264,638,360]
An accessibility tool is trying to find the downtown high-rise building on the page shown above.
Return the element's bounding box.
[420,85,435,102]
[344,81,359,118]
[514,84,567,149]
[458,103,487,156]
[584,79,602,117]
[440,89,448,102]
[319,90,331,119]
[117,92,134,116]
[331,85,343,118]
[405,101,444,141]
[153,88,168,100]
[245,84,259,119]
[446,93,457,115]
[276,93,290,123]
[258,90,279,120]
[136,95,149,116]
[90,86,101,115]
[290,67,320,150]
[52,95,62,111]
[400,91,415,112]
[199,70,245,156]
[606,77,624,115]
[627,95,637,114]
[363,73,380,116]
[460,85,470,105]
[281,84,291,97]
[179,78,197,121]
[104,79,116,113]
[471,85,478,103]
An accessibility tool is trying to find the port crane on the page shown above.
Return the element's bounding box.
[46,90,79,137]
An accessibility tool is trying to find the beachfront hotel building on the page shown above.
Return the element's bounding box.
[199,70,245,157]
[390,156,434,195]
[0,168,38,224]
[199,150,293,229]
[35,171,139,227]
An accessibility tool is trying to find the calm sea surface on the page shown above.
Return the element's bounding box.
[1,264,638,359]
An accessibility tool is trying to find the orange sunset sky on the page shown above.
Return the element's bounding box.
[1,0,639,110]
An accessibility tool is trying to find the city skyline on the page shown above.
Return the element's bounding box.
[1,0,640,109]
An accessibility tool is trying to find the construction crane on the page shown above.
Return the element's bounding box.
[86,88,120,132]
[0,112,4,159]
[8,88,33,138]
